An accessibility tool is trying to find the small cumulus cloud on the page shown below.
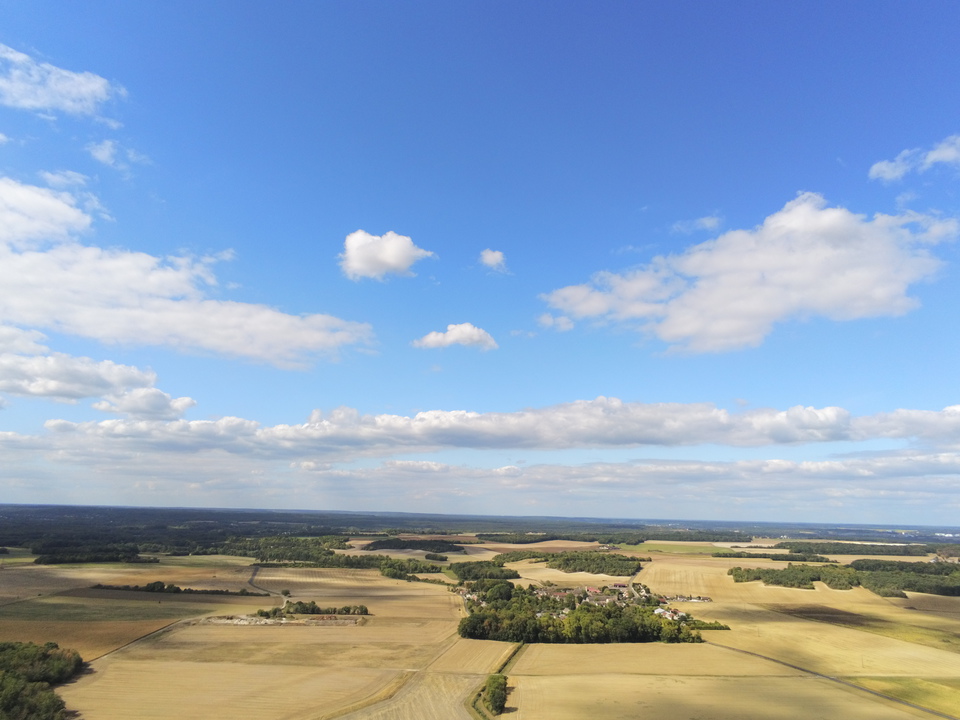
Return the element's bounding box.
[339,230,435,280]
[39,170,88,188]
[869,134,960,181]
[671,215,722,234]
[93,388,196,420]
[537,313,574,332]
[479,248,507,273]
[0,43,125,117]
[86,139,148,171]
[412,322,498,350]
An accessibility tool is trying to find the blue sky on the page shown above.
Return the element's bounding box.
[1,2,960,525]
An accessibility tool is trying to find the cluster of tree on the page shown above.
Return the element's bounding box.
[0,547,8,554]
[256,601,368,618]
[378,557,442,580]
[363,538,464,553]
[457,581,703,644]
[543,551,643,576]
[729,565,861,590]
[424,553,448,561]
[483,673,507,715]
[772,541,938,556]
[218,536,351,563]
[91,581,268,597]
[449,561,521,581]
[0,642,83,720]
[712,551,835,563]
[729,559,960,597]
[489,550,647,575]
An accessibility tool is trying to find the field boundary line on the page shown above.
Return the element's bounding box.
[707,640,960,720]
[321,669,417,720]
[83,617,188,662]
[497,643,526,674]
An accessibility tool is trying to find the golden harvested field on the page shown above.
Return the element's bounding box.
[63,658,400,720]
[0,617,177,661]
[511,642,802,677]
[7,545,960,720]
[620,540,719,555]
[336,671,478,720]
[505,559,632,588]
[512,675,934,720]
[851,678,960,717]
[427,637,515,674]
[58,562,483,720]
[506,549,960,719]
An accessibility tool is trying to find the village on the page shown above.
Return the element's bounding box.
[455,581,712,622]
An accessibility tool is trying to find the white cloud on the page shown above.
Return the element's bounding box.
[0,132,8,144]
[0,352,156,402]
[87,139,117,166]
[86,139,148,171]
[0,326,171,405]
[39,170,88,188]
[37,396,960,465]
[542,193,956,352]
[537,313,574,332]
[671,215,722,234]
[93,388,196,420]
[0,177,372,366]
[0,43,124,116]
[868,149,918,181]
[29,397,873,458]
[23,398,960,520]
[339,230,434,280]
[480,248,507,272]
[412,322,498,350]
[922,135,960,171]
[0,177,91,247]
[0,325,48,354]
[870,134,960,181]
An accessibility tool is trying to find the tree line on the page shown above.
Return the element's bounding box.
[0,642,83,720]
[771,541,941,556]
[256,601,368,618]
[91,581,268,597]
[729,558,960,597]
[475,529,748,544]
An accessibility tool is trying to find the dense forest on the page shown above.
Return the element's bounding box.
[713,550,835,563]
[457,580,705,644]
[0,642,83,720]
[729,559,960,597]
[362,538,465,554]
[771,541,942,556]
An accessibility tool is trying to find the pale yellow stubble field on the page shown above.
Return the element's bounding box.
[507,549,960,720]
[57,566,482,720]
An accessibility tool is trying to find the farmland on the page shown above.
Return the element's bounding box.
[1,507,959,720]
